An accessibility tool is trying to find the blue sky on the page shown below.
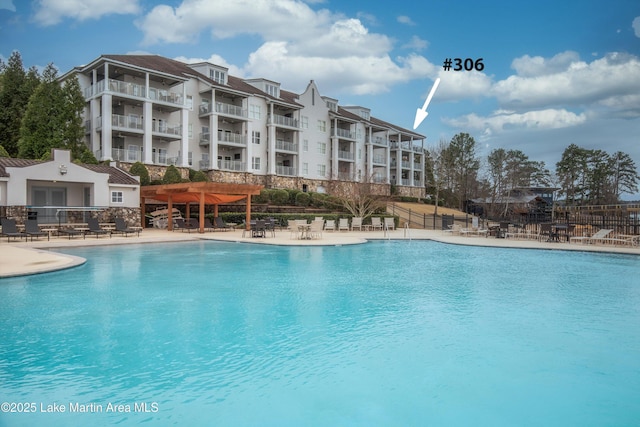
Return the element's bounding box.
[2,0,640,197]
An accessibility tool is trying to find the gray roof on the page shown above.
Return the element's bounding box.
[0,157,139,185]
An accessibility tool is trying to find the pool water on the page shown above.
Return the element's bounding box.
[1,241,639,426]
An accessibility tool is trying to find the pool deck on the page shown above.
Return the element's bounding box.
[0,227,638,278]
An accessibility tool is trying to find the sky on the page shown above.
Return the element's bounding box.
[1,0,640,198]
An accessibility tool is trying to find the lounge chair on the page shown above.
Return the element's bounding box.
[214,216,232,232]
[570,228,613,245]
[338,218,349,231]
[371,217,383,231]
[174,218,198,233]
[86,218,111,238]
[58,226,83,239]
[443,223,462,235]
[324,219,336,232]
[460,227,488,237]
[309,220,324,239]
[351,217,363,231]
[1,218,26,242]
[384,217,395,231]
[112,217,140,237]
[24,219,49,241]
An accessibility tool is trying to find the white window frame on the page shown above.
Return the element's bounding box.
[317,142,326,154]
[252,131,261,144]
[111,191,123,204]
[301,116,309,129]
[317,164,326,177]
[303,139,309,152]
[302,162,308,175]
[317,120,326,132]
[249,104,261,120]
[252,157,261,170]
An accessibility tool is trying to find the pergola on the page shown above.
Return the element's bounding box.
[140,182,264,233]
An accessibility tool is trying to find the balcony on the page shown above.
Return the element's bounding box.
[112,114,144,132]
[332,128,355,140]
[275,140,297,152]
[371,174,387,183]
[269,114,298,128]
[367,135,388,146]
[218,159,245,171]
[152,121,182,137]
[337,172,354,181]
[111,148,141,163]
[84,120,91,134]
[414,162,422,170]
[86,79,184,107]
[276,165,297,176]
[218,131,246,146]
[372,154,386,165]
[199,132,210,146]
[338,150,355,161]
[216,102,247,119]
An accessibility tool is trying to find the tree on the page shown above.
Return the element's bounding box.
[448,133,480,211]
[556,144,590,205]
[0,51,40,157]
[130,162,151,186]
[609,151,639,200]
[339,175,387,219]
[425,138,450,215]
[162,165,182,184]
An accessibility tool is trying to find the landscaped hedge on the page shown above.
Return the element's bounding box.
[204,212,399,228]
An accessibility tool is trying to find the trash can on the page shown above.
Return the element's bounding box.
[27,211,38,221]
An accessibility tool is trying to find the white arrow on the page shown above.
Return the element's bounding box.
[413,77,441,129]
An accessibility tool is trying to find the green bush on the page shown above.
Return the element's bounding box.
[162,165,182,184]
[0,145,9,157]
[77,149,99,165]
[295,192,311,207]
[310,192,328,208]
[253,189,271,204]
[270,189,290,205]
[130,162,151,186]
[287,189,301,204]
[191,170,208,182]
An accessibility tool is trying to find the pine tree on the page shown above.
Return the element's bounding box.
[0,52,40,157]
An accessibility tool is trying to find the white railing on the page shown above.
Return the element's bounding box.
[275,140,297,152]
[373,155,386,164]
[372,174,387,183]
[215,102,247,118]
[218,131,246,145]
[218,160,245,171]
[333,128,355,139]
[338,150,354,160]
[199,103,212,115]
[112,114,143,131]
[401,161,410,169]
[85,79,184,106]
[270,114,298,128]
[414,162,422,169]
[338,172,354,181]
[112,148,141,163]
[152,121,182,136]
[367,136,388,146]
[276,165,297,176]
[199,132,210,145]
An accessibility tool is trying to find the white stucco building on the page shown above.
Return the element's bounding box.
[0,149,140,224]
[64,54,426,197]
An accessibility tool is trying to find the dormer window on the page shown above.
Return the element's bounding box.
[265,83,279,98]
[326,101,338,112]
[359,109,370,120]
[210,69,226,85]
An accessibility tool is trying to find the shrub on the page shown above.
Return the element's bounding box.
[191,170,208,182]
[253,189,271,204]
[129,162,151,186]
[77,149,99,165]
[0,145,10,157]
[162,165,182,184]
[310,192,328,208]
[295,192,311,207]
[287,189,301,204]
[270,189,290,205]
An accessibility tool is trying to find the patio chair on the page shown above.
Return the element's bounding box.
[338,218,349,231]
[384,217,395,231]
[443,223,462,235]
[570,228,613,245]
[112,217,140,237]
[309,220,324,239]
[86,218,111,239]
[1,218,26,242]
[25,219,49,241]
[58,226,84,239]
[324,219,336,232]
[252,220,266,238]
[371,217,383,231]
[214,217,232,232]
[351,217,363,231]
[174,218,198,233]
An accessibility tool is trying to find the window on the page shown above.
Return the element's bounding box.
[265,83,279,98]
[210,69,226,84]
[111,191,123,203]
[186,95,193,110]
[303,139,309,152]
[326,100,337,112]
[302,162,308,175]
[317,120,326,132]
[252,157,261,170]
[317,164,326,177]
[317,142,326,154]
[249,104,261,120]
[188,123,193,139]
[252,131,261,144]
[301,116,309,129]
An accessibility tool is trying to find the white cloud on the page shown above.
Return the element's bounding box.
[445,109,587,134]
[493,52,640,110]
[397,15,415,26]
[0,0,15,11]
[33,0,140,26]
[136,0,435,96]
[633,16,640,37]
[436,69,493,100]
[402,35,429,51]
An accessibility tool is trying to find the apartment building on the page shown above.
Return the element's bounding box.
[66,54,426,197]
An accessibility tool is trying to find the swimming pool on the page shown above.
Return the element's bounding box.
[1,240,639,426]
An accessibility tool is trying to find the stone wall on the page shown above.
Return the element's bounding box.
[5,206,141,227]
[395,185,426,199]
